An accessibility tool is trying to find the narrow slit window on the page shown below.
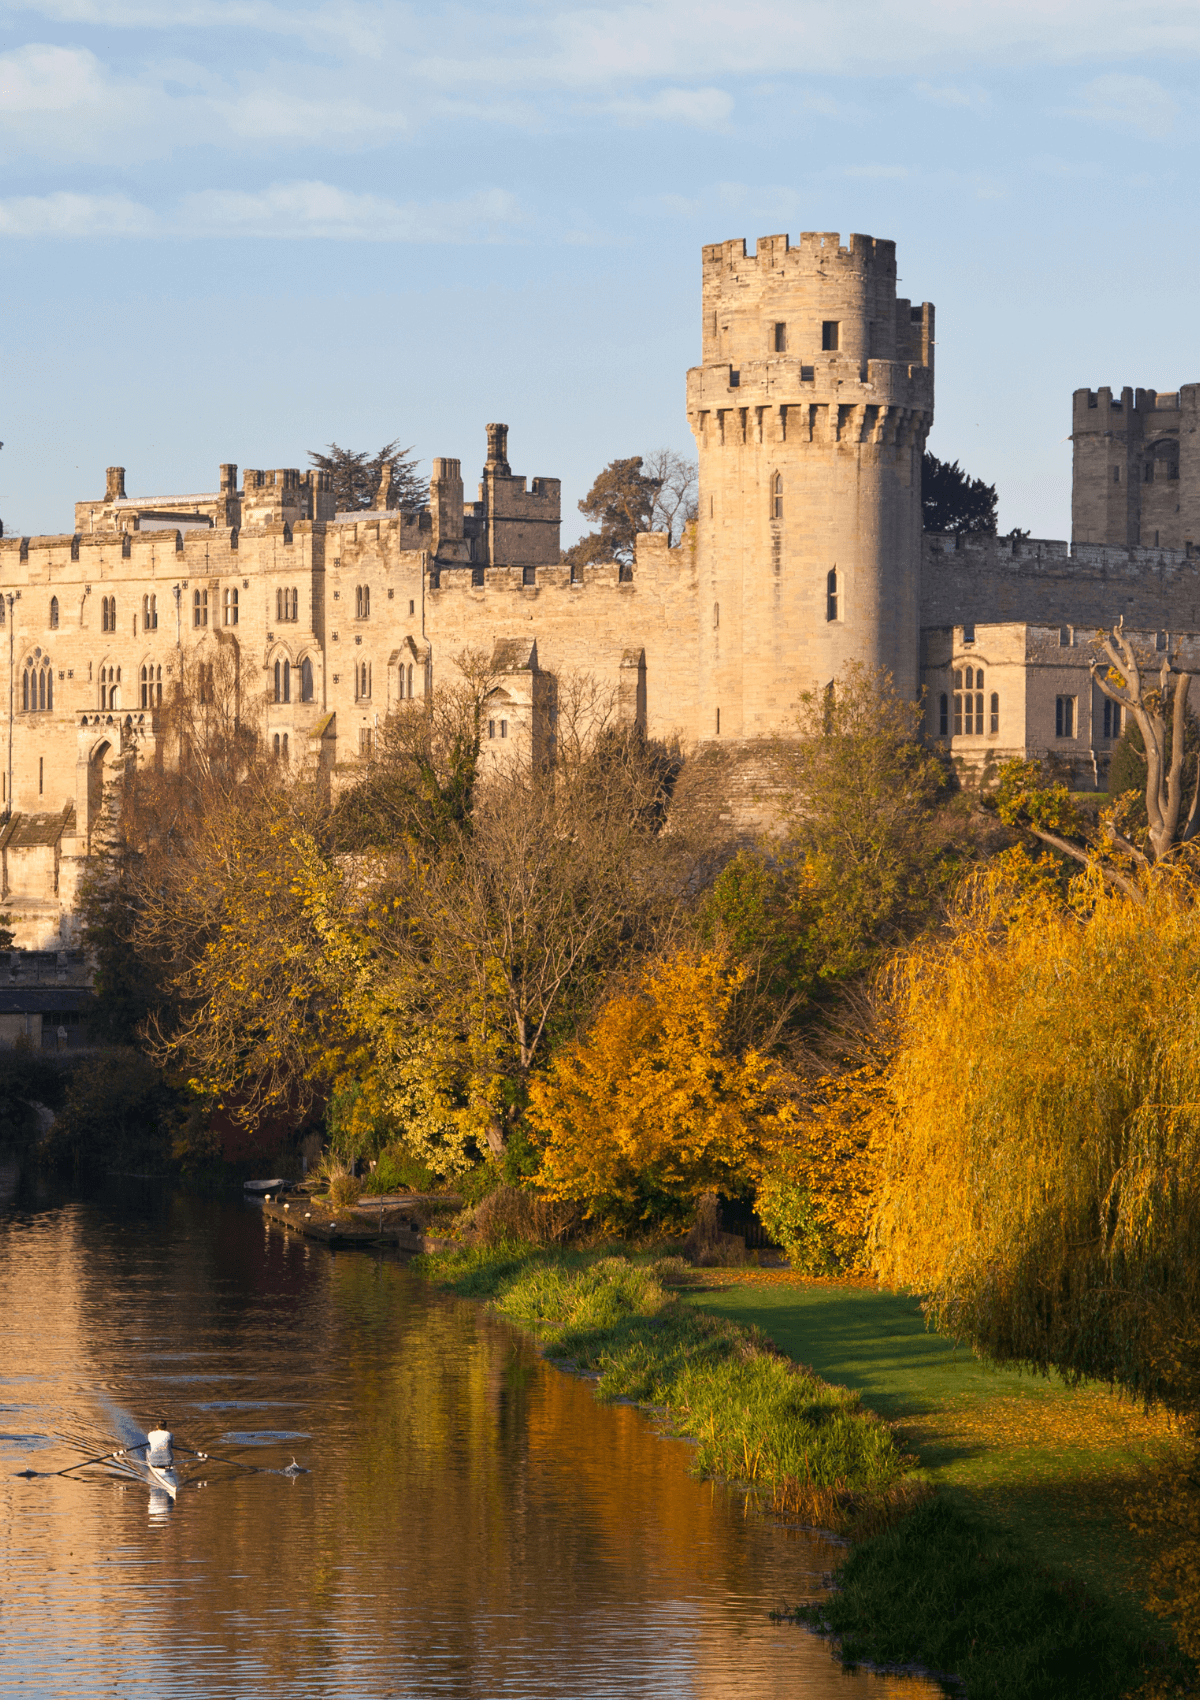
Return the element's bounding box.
[773,322,787,353]
[826,567,838,623]
[939,693,949,737]
[224,587,238,626]
[49,596,58,630]
[990,692,999,735]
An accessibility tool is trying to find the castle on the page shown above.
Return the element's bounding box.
[2,227,1199,949]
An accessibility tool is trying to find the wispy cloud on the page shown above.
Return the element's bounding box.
[1062,73,1177,138]
[0,181,525,240]
[0,189,154,234]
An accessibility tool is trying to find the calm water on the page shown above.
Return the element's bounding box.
[0,1171,939,1700]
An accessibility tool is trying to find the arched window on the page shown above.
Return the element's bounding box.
[45,669,52,711]
[407,663,414,698]
[274,659,291,703]
[398,665,405,701]
[142,593,157,631]
[21,668,29,712]
[773,473,783,520]
[155,665,162,707]
[273,733,281,756]
[288,588,298,621]
[49,596,59,630]
[356,662,371,701]
[826,568,838,623]
[282,732,289,761]
[193,588,208,628]
[276,589,283,622]
[101,596,114,633]
[224,587,238,626]
[990,692,1000,735]
[141,665,149,709]
[356,585,370,619]
[300,656,313,702]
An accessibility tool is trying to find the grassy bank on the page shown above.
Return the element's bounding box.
[683,1277,1184,1610]
[419,1245,919,1533]
[418,1245,1187,1700]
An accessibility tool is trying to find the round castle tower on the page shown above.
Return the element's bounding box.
[686,231,933,737]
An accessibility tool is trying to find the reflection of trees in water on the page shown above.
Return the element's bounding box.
[1,1200,938,1697]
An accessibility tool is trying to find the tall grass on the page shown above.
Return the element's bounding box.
[426,1248,918,1532]
[875,870,1200,1414]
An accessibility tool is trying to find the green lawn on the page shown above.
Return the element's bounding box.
[683,1278,1181,1620]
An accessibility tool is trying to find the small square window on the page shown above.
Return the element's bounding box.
[962,622,975,644]
[822,321,839,352]
[522,567,536,587]
[800,365,814,382]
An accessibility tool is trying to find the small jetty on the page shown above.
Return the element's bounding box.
[259,1193,462,1253]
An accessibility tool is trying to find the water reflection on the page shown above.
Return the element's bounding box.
[0,1177,941,1698]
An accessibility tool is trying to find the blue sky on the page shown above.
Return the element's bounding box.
[1,0,1197,542]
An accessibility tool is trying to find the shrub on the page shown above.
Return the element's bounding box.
[461,1184,580,1248]
[363,1143,438,1195]
[328,1170,363,1211]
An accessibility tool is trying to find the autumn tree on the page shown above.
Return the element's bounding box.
[771,665,962,977]
[308,440,424,514]
[529,949,797,1226]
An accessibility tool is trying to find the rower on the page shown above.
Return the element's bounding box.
[146,1420,173,1466]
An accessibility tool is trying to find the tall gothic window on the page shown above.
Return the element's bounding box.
[274,659,291,704]
[826,568,838,623]
[224,587,238,626]
[953,666,985,735]
[143,593,157,631]
[49,596,59,630]
[300,656,313,702]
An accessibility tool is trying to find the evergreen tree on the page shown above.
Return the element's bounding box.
[921,451,998,534]
[308,441,425,513]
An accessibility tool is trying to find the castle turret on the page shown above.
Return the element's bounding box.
[687,231,933,733]
[1071,384,1200,550]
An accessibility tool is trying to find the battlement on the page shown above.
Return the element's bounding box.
[1073,384,1200,422]
[702,232,897,273]
[699,228,931,376]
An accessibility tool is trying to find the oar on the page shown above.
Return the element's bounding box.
[170,1443,263,1474]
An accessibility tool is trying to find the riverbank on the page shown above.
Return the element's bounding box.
[417,1244,1191,1700]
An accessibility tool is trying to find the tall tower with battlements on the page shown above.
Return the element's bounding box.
[687,231,934,737]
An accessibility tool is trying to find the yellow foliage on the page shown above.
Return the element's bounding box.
[529,949,797,1220]
[753,1061,890,1273]
[1128,1438,1200,1667]
[874,861,1200,1415]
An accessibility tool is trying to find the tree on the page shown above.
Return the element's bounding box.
[875,865,1200,1423]
[564,456,664,568]
[995,624,1200,892]
[921,452,997,534]
[1092,622,1200,862]
[642,447,698,545]
[308,440,424,514]
[529,949,797,1226]
[772,666,961,977]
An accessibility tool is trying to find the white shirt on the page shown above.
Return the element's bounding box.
[146,1428,173,1464]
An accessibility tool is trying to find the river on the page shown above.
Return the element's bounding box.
[0,1172,939,1699]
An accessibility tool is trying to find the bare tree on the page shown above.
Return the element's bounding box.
[643,447,698,545]
[1092,622,1200,864]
